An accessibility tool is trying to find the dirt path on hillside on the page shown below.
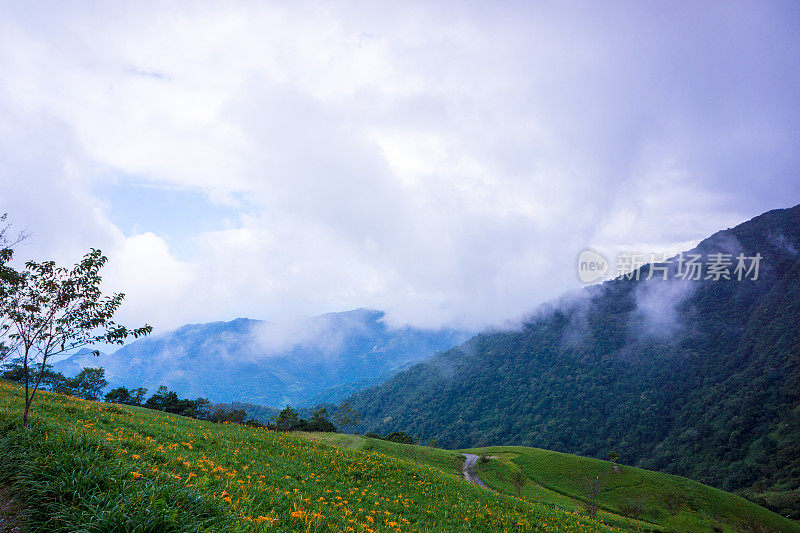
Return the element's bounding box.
[0,485,23,532]
[461,453,497,492]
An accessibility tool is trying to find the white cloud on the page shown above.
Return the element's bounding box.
[0,1,798,332]
[633,277,697,339]
[102,233,198,330]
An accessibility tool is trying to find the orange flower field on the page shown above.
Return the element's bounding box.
[0,380,624,532]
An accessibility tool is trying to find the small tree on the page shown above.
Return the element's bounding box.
[224,408,247,424]
[209,406,247,424]
[0,249,151,426]
[130,387,148,406]
[161,390,181,412]
[385,431,414,444]
[276,405,299,431]
[104,386,132,405]
[144,385,170,411]
[607,450,622,473]
[193,397,213,420]
[619,492,648,523]
[574,472,608,517]
[72,367,107,400]
[509,469,527,497]
[1,357,65,391]
[334,402,361,433]
[309,407,337,432]
[498,466,527,497]
[209,407,229,423]
[54,367,108,400]
[1,357,34,383]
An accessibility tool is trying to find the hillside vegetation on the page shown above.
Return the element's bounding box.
[0,380,631,532]
[346,205,800,517]
[462,446,798,533]
[303,432,797,532]
[2,381,795,531]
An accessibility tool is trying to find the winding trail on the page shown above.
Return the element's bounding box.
[460,453,497,492]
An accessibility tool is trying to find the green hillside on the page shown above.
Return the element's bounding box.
[0,380,632,532]
[302,432,797,532]
[346,205,800,518]
[2,380,796,532]
[462,446,798,533]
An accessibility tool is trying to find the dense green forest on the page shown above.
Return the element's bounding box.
[346,205,800,518]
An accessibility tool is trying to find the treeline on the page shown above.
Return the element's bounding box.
[364,431,415,444]
[1,360,108,401]
[104,384,249,424]
[274,406,336,432]
[0,361,262,426]
[106,388,341,432]
[1,361,434,446]
[0,360,341,432]
[95,381,280,427]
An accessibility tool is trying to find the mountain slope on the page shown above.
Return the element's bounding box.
[346,204,800,517]
[55,308,469,406]
[2,381,795,532]
[463,445,799,532]
[0,380,634,532]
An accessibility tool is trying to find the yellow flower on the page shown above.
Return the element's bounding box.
[130,471,142,479]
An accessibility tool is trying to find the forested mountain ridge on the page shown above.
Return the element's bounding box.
[346,204,800,517]
[54,308,469,407]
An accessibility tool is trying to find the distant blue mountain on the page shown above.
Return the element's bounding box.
[54,308,470,406]
[51,347,107,376]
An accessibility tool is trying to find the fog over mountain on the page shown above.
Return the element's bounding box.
[345,204,800,517]
[55,308,470,406]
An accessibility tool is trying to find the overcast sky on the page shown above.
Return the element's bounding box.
[1,1,798,332]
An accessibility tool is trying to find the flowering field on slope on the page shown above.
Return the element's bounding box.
[0,380,623,532]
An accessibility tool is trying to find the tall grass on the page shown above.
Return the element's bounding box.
[0,421,230,532]
[0,381,623,532]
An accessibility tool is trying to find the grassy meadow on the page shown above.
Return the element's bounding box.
[0,380,795,532]
[306,435,799,532]
[0,380,628,532]
[460,446,799,533]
